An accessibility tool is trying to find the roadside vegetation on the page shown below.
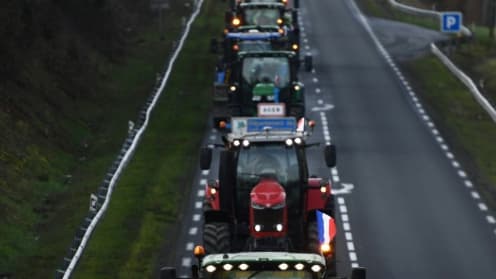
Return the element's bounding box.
[73,1,224,278]
[0,0,193,277]
[357,0,496,206]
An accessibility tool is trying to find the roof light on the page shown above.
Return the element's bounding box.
[233,140,241,147]
[278,28,284,34]
[292,43,299,50]
[278,263,289,270]
[311,264,322,272]
[277,18,283,25]
[285,138,293,147]
[294,263,305,270]
[293,84,301,91]
[320,243,332,256]
[275,223,283,232]
[229,85,237,92]
[223,263,234,271]
[239,263,249,271]
[242,139,250,147]
[233,44,239,51]
[193,245,205,257]
[219,121,227,129]
[206,265,216,273]
[232,17,241,26]
[294,137,303,145]
[254,224,262,232]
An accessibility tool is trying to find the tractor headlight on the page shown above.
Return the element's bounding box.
[294,263,305,270]
[254,224,262,232]
[239,263,249,271]
[285,138,293,147]
[233,140,241,147]
[278,263,289,270]
[242,139,250,148]
[320,186,327,193]
[223,263,233,271]
[293,84,301,91]
[275,223,283,232]
[294,137,303,145]
[292,43,299,50]
[320,243,332,255]
[310,264,322,273]
[206,265,216,273]
[229,85,237,92]
[277,18,283,25]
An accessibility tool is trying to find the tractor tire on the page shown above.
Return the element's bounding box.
[307,221,320,254]
[203,222,231,254]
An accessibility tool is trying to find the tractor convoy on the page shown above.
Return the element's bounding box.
[161,1,367,278]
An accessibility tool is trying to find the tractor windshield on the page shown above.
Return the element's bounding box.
[210,270,314,278]
[243,8,280,26]
[242,57,290,88]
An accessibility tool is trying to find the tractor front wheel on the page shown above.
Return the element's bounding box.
[203,222,231,254]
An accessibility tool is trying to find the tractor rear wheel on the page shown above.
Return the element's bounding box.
[307,221,320,254]
[203,222,231,254]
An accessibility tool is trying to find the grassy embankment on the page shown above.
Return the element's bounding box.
[73,0,224,278]
[358,0,496,205]
[1,1,193,278]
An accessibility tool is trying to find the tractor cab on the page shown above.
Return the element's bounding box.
[227,3,287,30]
[200,117,338,272]
[227,51,305,118]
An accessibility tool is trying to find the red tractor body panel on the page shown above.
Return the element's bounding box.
[305,178,331,215]
[205,180,221,211]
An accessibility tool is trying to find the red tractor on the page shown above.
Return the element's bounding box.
[200,117,338,273]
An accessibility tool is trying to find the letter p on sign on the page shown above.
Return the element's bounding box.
[441,12,462,33]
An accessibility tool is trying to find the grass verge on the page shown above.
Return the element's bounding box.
[403,56,496,206]
[73,1,224,278]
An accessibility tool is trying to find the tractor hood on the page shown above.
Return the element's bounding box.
[252,82,277,97]
[250,178,285,208]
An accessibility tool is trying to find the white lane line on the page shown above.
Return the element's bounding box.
[452,161,460,168]
[182,257,192,267]
[199,179,207,186]
[201,170,209,176]
[305,45,310,50]
[440,144,449,151]
[195,201,202,209]
[349,252,357,261]
[487,216,496,224]
[186,242,194,251]
[458,170,467,178]
[315,88,321,94]
[446,152,454,159]
[209,135,216,141]
[345,232,353,241]
[343,222,350,231]
[189,227,198,235]
[347,242,355,251]
[318,99,324,105]
[471,191,480,199]
[464,180,473,188]
[341,214,349,222]
[193,214,201,222]
[478,203,488,211]
[333,175,340,183]
[337,197,345,205]
[351,263,360,268]
[339,205,348,213]
[313,77,318,83]
[197,190,205,197]
[331,168,338,176]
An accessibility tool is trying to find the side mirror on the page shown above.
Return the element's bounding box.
[304,53,313,72]
[159,267,177,279]
[324,144,337,168]
[210,38,218,54]
[291,10,298,25]
[351,267,366,279]
[200,147,213,170]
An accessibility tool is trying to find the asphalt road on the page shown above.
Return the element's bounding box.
[300,0,496,278]
[169,0,496,278]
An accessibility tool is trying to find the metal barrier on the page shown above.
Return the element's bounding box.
[55,0,206,278]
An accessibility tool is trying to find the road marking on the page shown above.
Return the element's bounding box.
[464,180,473,188]
[347,242,355,251]
[341,214,349,222]
[349,252,357,261]
[193,214,201,222]
[446,152,454,159]
[209,135,216,141]
[332,182,354,195]
[318,99,324,105]
[337,197,345,205]
[182,257,192,267]
[351,263,360,268]
[332,168,338,176]
[345,232,353,241]
[186,242,194,251]
[197,190,205,197]
[471,191,480,199]
[452,161,460,168]
[195,201,202,209]
[332,175,340,183]
[189,227,198,235]
[487,216,496,224]
[305,45,310,50]
[435,136,444,143]
[313,77,318,83]
[340,205,348,213]
[343,222,350,231]
[478,203,488,211]
[315,88,321,94]
[311,104,335,112]
[201,170,209,176]
[199,179,207,186]
[458,170,467,178]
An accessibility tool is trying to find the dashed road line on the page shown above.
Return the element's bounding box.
[181,257,192,267]
[189,227,198,235]
[186,242,194,251]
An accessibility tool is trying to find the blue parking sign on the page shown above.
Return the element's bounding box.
[441,12,462,33]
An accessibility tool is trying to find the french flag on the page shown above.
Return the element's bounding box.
[316,210,337,244]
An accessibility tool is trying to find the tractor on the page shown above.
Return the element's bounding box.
[160,250,367,279]
[199,117,339,274]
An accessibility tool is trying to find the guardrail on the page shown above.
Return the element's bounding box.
[431,43,496,122]
[386,0,496,124]
[387,0,472,37]
[55,0,205,278]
